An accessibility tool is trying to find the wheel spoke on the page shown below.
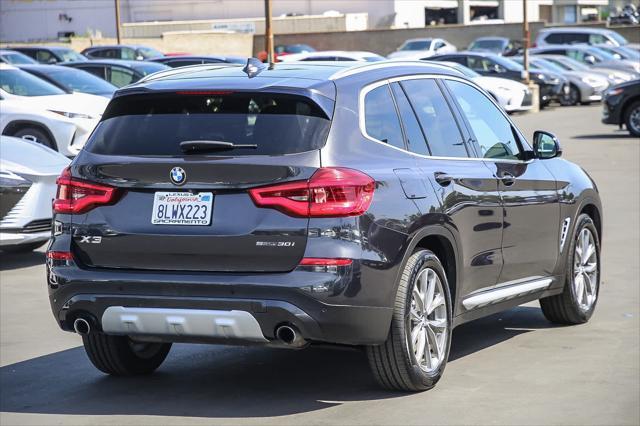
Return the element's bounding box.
[410,307,422,322]
[582,243,595,265]
[415,327,426,364]
[411,324,421,348]
[413,287,425,314]
[574,274,584,304]
[429,318,447,329]
[583,262,597,273]
[427,293,444,315]
[426,325,440,365]
[583,272,595,296]
[423,271,435,314]
[422,328,431,369]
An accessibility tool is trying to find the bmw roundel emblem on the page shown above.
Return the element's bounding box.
[170,167,186,186]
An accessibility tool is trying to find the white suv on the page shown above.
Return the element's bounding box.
[534,27,634,48]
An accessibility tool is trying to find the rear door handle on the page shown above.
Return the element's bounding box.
[500,172,516,186]
[434,171,453,187]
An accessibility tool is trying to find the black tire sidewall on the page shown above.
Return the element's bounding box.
[400,250,453,388]
[625,101,640,137]
[13,127,55,150]
[564,214,601,322]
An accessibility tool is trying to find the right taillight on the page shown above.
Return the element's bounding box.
[53,167,119,214]
[249,167,375,218]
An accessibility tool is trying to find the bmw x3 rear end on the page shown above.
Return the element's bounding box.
[47,60,603,391]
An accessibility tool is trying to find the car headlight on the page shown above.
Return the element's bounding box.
[536,73,547,81]
[48,110,94,119]
[581,76,603,87]
[606,87,624,97]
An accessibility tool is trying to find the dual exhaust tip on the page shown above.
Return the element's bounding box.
[74,316,306,347]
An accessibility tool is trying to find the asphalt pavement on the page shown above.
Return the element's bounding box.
[1,104,638,425]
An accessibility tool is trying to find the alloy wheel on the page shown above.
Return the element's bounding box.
[629,106,640,135]
[573,228,598,311]
[408,268,448,373]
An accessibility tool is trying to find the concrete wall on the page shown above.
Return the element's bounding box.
[121,13,368,38]
[3,32,254,57]
[254,21,548,56]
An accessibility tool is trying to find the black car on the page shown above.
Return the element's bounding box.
[149,55,246,68]
[431,52,568,107]
[8,46,86,64]
[61,59,170,88]
[468,37,521,56]
[602,79,640,136]
[47,61,602,392]
[81,45,164,61]
[18,64,117,98]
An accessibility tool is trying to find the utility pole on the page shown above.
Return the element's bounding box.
[522,0,529,83]
[264,0,274,66]
[114,0,121,44]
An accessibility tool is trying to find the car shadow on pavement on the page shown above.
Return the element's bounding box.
[0,250,45,271]
[573,133,633,140]
[0,306,559,418]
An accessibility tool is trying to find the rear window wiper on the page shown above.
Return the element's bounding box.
[179,140,258,153]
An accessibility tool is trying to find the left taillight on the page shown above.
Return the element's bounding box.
[53,167,118,214]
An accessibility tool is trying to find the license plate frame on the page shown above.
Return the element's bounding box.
[151,192,213,226]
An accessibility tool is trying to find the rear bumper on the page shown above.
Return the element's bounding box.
[48,264,394,346]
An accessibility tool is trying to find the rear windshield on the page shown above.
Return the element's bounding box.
[85,92,331,156]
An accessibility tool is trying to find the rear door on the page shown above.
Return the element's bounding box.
[399,77,504,301]
[444,79,560,283]
[72,91,332,272]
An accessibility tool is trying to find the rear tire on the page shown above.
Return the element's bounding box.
[540,214,600,324]
[82,333,171,376]
[366,250,452,391]
[625,101,640,137]
[12,127,56,150]
[560,84,580,106]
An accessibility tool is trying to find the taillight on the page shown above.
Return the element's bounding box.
[299,258,353,266]
[46,251,74,261]
[53,168,118,214]
[249,167,375,218]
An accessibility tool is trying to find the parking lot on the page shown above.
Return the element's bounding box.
[0,104,638,425]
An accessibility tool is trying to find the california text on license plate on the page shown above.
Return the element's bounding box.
[151,192,213,225]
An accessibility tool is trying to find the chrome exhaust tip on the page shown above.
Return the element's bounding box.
[275,325,307,348]
[73,317,91,336]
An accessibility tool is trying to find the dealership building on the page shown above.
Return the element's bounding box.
[0,0,620,42]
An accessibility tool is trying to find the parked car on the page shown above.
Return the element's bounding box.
[8,46,87,64]
[468,37,521,56]
[608,4,639,25]
[18,64,117,98]
[149,55,246,68]
[47,61,602,392]
[593,45,640,62]
[538,54,635,86]
[602,79,640,137]
[430,52,568,107]
[534,27,638,50]
[434,61,532,112]
[257,44,316,62]
[279,51,385,62]
[61,59,170,88]
[0,49,37,65]
[0,136,70,252]
[81,45,164,61]
[0,64,109,156]
[388,38,456,59]
[512,57,609,106]
[530,45,640,75]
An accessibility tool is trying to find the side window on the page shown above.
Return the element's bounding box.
[390,82,429,156]
[169,59,202,67]
[438,55,465,65]
[121,47,136,60]
[108,67,136,87]
[36,50,56,64]
[435,41,445,49]
[363,84,405,150]
[566,33,589,44]
[588,34,606,45]
[544,49,567,55]
[78,66,106,80]
[544,33,564,44]
[401,79,468,158]
[467,57,493,72]
[446,80,521,160]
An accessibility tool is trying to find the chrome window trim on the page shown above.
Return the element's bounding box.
[358,74,533,164]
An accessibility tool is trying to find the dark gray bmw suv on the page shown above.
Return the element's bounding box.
[47,60,602,391]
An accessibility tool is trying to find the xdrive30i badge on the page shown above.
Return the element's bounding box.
[170,167,186,186]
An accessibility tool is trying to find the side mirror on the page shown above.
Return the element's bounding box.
[533,130,562,159]
[584,55,596,65]
[136,55,144,61]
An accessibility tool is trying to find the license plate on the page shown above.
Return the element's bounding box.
[151,192,213,225]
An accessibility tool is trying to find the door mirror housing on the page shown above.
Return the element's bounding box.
[584,55,596,65]
[533,131,562,159]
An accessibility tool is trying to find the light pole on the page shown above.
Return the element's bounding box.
[264,0,274,66]
[114,0,121,44]
[522,0,529,84]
